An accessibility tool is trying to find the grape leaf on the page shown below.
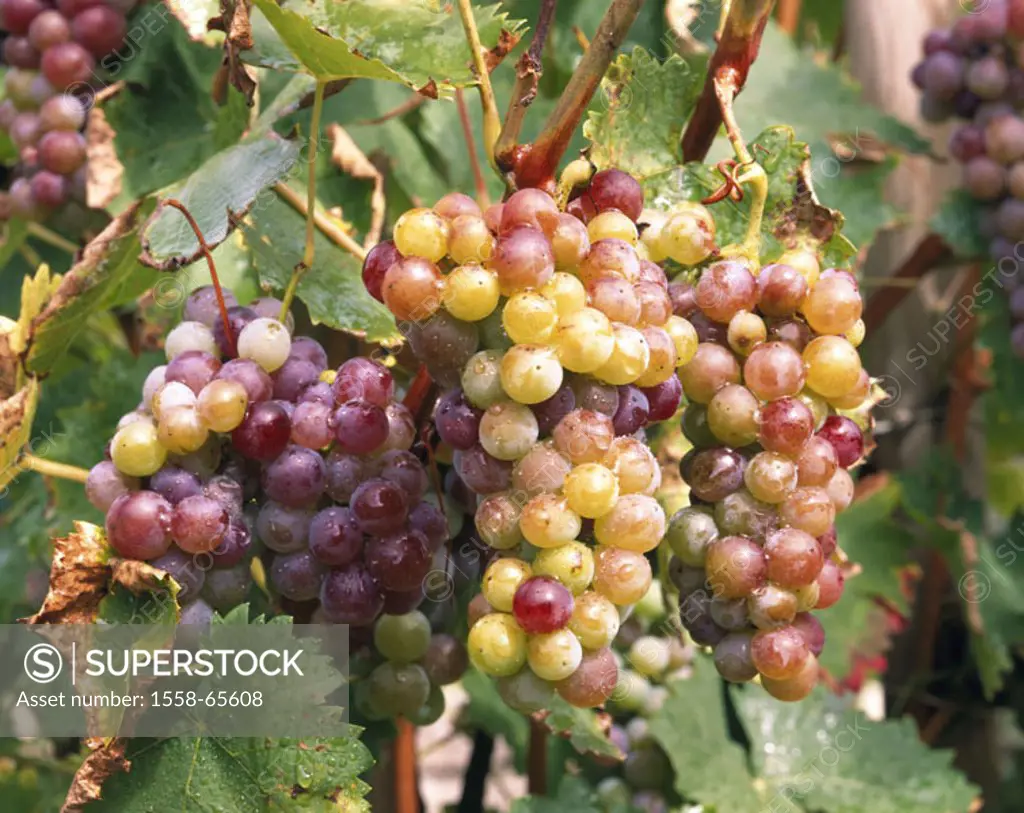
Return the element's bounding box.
[648,667,761,812]
[0,377,40,495]
[139,136,302,270]
[26,201,160,376]
[511,776,608,813]
[244,196,400,345]
[732,686,980,813]
[0,218,29,272]
[248,0,523,93]
[540,695,622,762]
[83,734,372,812]
[931,190,987,260]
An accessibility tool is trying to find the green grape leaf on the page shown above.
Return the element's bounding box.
[0,218,30,273]
[104,20,249,208]
[25,201,159,376]
[541,695,623,762]
[83,734,372,812]
[930,189,988,260]
[140,136,302,270]
[511,776,608,813]
[0,741,81,813]
[245,196,400,345]
[733,686,980,813]
[248,0,523,92]
[460,668,529,772]
[649,667,761,812]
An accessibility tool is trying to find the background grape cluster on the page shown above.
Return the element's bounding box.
[0,0,130,219]
[911,0,1024,352]
[85,285,468,723]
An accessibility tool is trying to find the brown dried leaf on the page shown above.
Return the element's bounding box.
[327,123,386,248]
[773,157,843,249]
[0,377,40,493]
[85,107,124,211]
[110,558,174,595]
[211,0,257,106]
[0,320,17,400]
[61,737,130,813]
[23,521,111,625]
[483,28,521,72]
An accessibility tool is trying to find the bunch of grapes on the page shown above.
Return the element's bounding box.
[910,0,1024,351]
[667,246,863,701]
[85,286,455,721]
[0,0,130,219]
[363,167,718,709]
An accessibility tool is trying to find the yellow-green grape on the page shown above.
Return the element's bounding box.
[443,264,501,321]
[552,408,615,465]
[151,381,197,421]
[374,612,432,663]
[540,272,587,317]
[111,420,167,477]
[569,591,621,649]
[594,494,665,553]
[503,291,559,344]
[448,214,495,265]
[629,635,671,677]
[593,324,650,385]
[802,275,862,335]
[157,406,210,455]
[563,462,620,519]
[803,336,862,399]
[462,350,506,409]
[527,629,583,681]
[196,379,248,432]
[639,210,668,262]
[603,437,659,495]
[829,369,870,410]
[798,388,830,430]
[475,492,525,550]
[533,542,595,595]
[744,451,798,504]
[777,248,820,287]
[512,442,572,496]
[519,494,583,549]
[665,315,699,367]
[794,582,820,612]
[483,558,534,612]
[556,307,615,373]
[634,326,676,387]
[659,202,716,265]
[846,318,866,348]
[165,321,218,359]
[593,546,652,605]
[393,207,450,262]
[707,383,760,448]
[826,467,855,513]
[468,613,528,677]
[497,667,556,713]
[588,210,639,245]
[237,318,291,373]
[727,310,767,357]
[479,401,539,460]
[500,345,564,404]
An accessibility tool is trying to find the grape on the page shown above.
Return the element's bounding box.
[761,653,819,702]
[695,260,757,323]
[216,358,274,403]
[714,490,775,539]
[289,400,332,449]
[236,318,291,372]
[512,442,571,495]
[367,662,431,717]
[527,628,582,681]
[489,226,555,294]
[408,311,480,384]
[166,321,218,361]
[593,323,650,385]
[166,350,221,395]
[592,546,652,605]
[727,310,766,356]
[71,4,126,57]
[708,596,748,630]
[475,492,525,550]
[612,385,649,435]
[519,494,583,548]
[210,519,251,568]
[382,402,416,451]
[171,495,229,554]
[261,445,326,507]
[106,491,173,560]
[744,451,798,504]
[270,550,324,601]
[324,451,365,503]
[111,420,167,477]
[679,342,741,403]
[640,374,682,422]
[707,383,759,447]
[549,213,590,269]
[779,486,836,537]
[420,634,469,686]
[802,275,862,335]
[588,209,639,244]
[497,667,555,713]
[204,474,243,518]
[963,156,1005,200]
[803,336,861,399]
[27,9,69,50]
[500,187,559,233]
[41,41,94,87]
[30,171,67,207]
[815,560,845,609]
[556,647,617,707]
[966,55,1008,99]
[461,349,506,409]
[455,444,512,494]
[435,388,482,450]
[86,460,138,512]
[350,478,409,535]
[588,168,644,221]
[578,238,640,287]
[593,494,665,553]
[751,625,810,680]
[826,468,855,512]
[556,307,615,373]
[758,264,808,316]
[468,613,528,677]
[553,408,614,465]
[816,415,864,468]
[482,558,532,612]
[320,563,384,625]
[393,206,449,261]
[568,590,620,649]
[183,286,238,328]
[921,51,963,99]
[744,341,806,401]
[659,203,716,265]
[570,377,620,417]
[271,358,319,401]
[758,396,814,457]
[382,257,443,321]
[153,547,205,603]
[713,631,758,682]
[479,400,539,459]
[152,381,197,420]
[747,584,798,630]
[232,401,291,461]
[704,536,766,599]
[379,450,428,500]
[688,447,745,502]
[331,400,389,454]
[374,611,432,664]
[361,240,400,302]
[202,564,252,612]
[513,576,574,633]
[440,263,499,322]
[530,383,576,436]
[532,541,594,595]
[666,506,718,566]
[407,501,448,552]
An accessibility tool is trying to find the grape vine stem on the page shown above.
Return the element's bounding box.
[21,454,90,484]
[512,0,645,189]
[26,222,79,255]
[457,0,502,174]
[395,718,419,813]
[273,184,368,263]
[163,198,236,356]
[456,89,491,208]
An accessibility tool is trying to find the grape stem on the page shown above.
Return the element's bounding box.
[26,222,79,255]
[273,183,368,262]
[21,454,90,484]
[512,0,645,189]
[457,0,503,175]
[714,71,768,262]
[163,198,235,356]
[456,89,491,208]
[776,0,802,35]
[495,0,558,163]
[528,717,548,796]
[681,0,775,163]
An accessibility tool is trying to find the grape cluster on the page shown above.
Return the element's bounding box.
[668,247,863,701]
[911,1,1024,352]
[86,287,452,679]
[0,0,129,219]
[363,168,715,708]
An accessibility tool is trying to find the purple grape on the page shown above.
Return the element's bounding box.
[106,491,173,560]
[408,501,448,552]
[213,306,258,357]
[256,501,314,553]
[2,35,39,68]
[216,358,273,403]
[297,381,333,405]
[921,52,964,100]
[309,506,364,567]
[382,587,426,615]
[379,449,429,500]
[320,563,384,625]
[688,447,746,502]
[232,401,291,460]
[179,598,214,626]
[325,451,366,503]
[435,388,482,450]
[362,240,401,303]
[948,125,986,163]
[262,445,326,507]
[350,477,409,535]
[210,519,252,568]
[385,402,417,450]
[288,336,328,370]
[166,350,221,394]
[171,495,230,554]
[333,357,394,408]
[530,383,576,435]
[203,475,244,518]
[248,296,292,329]
[85,460,138,512]
[570,378,619,417]
[454,444,512,494]
[202,563,251,611]
[152,547,205,603]
[816,415,864,469]
[612,385,650,435]
[290,401,333,449]
[922,29,953,55]
[952,89,981,119]
[641,374,682,422]
[270,550,324,601]
[444,469,476,515]
[30,171,67,208]
[365,528,432,592]
[184,285,239,327]
[0,0,45,35]
[272,358,321,402]
[331,400,389,454]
